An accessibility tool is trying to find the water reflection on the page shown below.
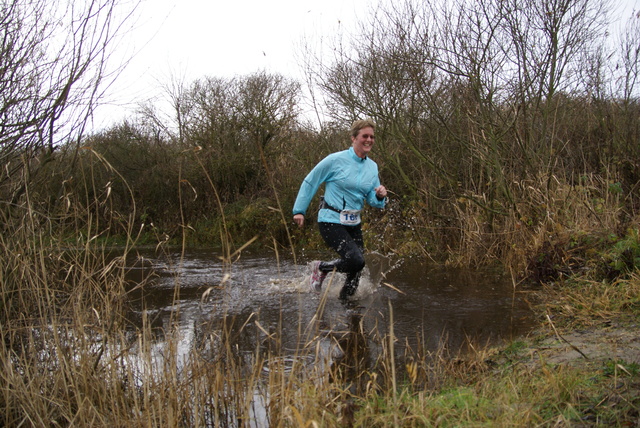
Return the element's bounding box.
[328,309,371,396]
[124,249,533,369]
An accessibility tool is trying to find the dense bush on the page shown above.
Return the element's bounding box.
[3,0,639,277]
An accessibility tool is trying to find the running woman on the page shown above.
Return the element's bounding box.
[292,119,387,301]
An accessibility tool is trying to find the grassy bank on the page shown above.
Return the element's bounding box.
[3,152,640,426]
[347,274,640,427]
[1,216,638,426]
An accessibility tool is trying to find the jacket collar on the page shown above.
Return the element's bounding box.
[348,146,367,161]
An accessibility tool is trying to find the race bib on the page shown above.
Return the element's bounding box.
[340,210,361,225]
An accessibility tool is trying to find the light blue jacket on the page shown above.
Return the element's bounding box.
[292,147,386,224]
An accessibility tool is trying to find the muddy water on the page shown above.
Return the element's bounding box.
[124,249,535,363]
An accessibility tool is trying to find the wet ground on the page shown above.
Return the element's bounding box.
[123,249,536,362]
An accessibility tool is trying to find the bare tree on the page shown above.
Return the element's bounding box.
[614,9,640,103]
[235,71,301,150]
[136,70,192,146]
[308,0,613,179]
[143,72,301,201]
[0,0,137,204]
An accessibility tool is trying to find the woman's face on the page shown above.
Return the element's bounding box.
[351,126,375,158]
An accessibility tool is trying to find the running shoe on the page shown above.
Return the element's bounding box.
[309,261,327,292]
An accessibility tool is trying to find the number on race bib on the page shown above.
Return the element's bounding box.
[340,210,361,226]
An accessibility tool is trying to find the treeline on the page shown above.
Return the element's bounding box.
[3,0,640,282]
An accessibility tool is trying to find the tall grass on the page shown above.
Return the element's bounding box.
[2,142,638,426]
[4,212,636,427]
[0,153,365,425]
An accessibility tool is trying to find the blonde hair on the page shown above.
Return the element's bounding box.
[350,119,376,138]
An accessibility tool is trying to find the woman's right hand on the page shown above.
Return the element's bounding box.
[293,214,305,227]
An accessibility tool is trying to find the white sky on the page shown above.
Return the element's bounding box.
[94,0,370,130]
[93,0,639,131]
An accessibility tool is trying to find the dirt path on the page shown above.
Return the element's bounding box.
[526,324,640,367]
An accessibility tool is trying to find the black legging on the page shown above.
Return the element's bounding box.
[317,222,365,299]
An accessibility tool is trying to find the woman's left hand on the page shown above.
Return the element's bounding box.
[375,185,387,199]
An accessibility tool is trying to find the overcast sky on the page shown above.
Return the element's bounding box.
[93,0,639,131]
[94,0,369,129]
